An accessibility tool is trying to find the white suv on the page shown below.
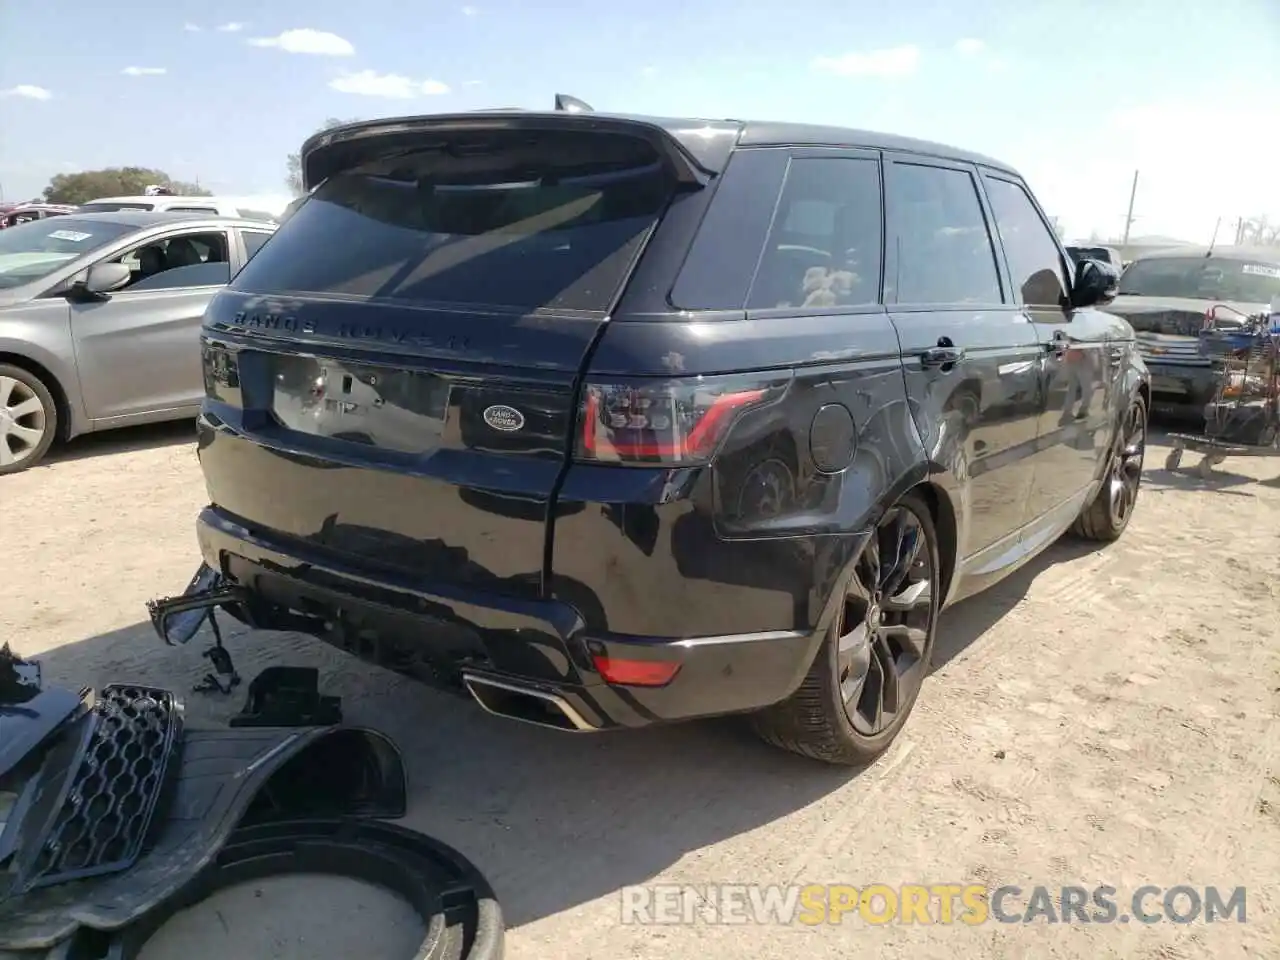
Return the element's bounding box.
[77,196,272,221]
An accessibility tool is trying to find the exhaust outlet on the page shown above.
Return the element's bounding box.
[462,675,595,733]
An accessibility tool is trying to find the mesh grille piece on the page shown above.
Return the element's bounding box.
[16,685,181,891]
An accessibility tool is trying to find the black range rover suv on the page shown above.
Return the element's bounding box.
[180,107,1149,765]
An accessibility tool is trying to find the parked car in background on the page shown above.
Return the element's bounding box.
[77,195,263,219]
[176,108,1149,766]
[1106,245,1280,417]
[0,211,276,473]
[1,204,78,229]
[1066,244,1124,274]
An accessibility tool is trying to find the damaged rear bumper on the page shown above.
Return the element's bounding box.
[194,507,823,731]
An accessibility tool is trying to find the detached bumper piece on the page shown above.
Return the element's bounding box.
[0,652,504,960]
[54,819,504,960]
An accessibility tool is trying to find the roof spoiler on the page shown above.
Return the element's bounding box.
[299,109,716,191]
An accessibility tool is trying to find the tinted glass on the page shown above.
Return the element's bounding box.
[112,231,230,289]
[231,132,674,312]
[127,260,231,290]
[166,206,218,213]
[747,157,882,310]
[1116,256,1280,302]
[888,163,1003,305]
[241,230,272,261]
[0,217,137,289]
[983,176,1068,308]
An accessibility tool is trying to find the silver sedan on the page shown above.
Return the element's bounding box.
[0,211,276,474]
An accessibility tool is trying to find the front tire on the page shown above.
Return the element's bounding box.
[1071,393,1146,541]
[0,364,57,476]
[751,492,940,765]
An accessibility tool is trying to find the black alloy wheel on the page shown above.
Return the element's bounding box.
[1107,398,1146,527]
[836,502,936,738]
[751,491,941,765]
[1072,393,1147,542]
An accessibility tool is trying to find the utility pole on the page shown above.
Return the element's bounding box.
[1121,169,1139,245]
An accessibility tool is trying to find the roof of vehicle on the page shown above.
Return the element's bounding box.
[732,118,1017,172]
[1131,245,1280,263]
[305,110,1021,182]
[44,210,276,229]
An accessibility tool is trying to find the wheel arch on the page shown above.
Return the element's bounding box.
[0,351,74,442]
[910,480,959,607]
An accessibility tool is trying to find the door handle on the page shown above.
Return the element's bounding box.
[1044,331,1069,358]
[921,338,965,369]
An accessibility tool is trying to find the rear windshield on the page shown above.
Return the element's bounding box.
[230,131,674,312]
[79,202,154,212]
[1117,255,1280,302]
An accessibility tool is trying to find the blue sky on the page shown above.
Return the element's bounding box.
[2,0,1277,240]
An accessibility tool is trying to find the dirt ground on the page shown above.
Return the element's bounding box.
[2,421,1278,960]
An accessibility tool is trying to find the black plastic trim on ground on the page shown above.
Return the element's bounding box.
[0,725,407,951]
[12,686,182,893]
[54,818,504,960]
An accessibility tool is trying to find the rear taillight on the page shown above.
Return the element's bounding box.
[575,375,787,465]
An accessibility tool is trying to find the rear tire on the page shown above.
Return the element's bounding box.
[0,363,58,476]
[1072,394,1146,542]
[751,492,940,766]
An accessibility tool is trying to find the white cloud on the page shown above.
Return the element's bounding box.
[954,38,985,55]
[811,45,920,78]
[0,85,52,100]
[640,65,658,78]
[122,66,167,76]
[462,79,483,87]
[248,29,355,56]
[216,22,245,32]
[461,5,479,15]
[183,22,201,32]
[329,70,451,99]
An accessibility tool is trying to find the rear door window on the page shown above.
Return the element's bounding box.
[240,229,273,262]
[231,131,675,313]
[747,157,883,310]
[885,161,1004,305]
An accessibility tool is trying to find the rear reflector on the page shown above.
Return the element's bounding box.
[591,656,681,687]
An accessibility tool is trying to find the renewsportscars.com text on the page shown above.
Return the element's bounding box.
[620,883,1247,926]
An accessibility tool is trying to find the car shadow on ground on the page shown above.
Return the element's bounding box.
[23,530,1099,930]
[931,535,1099,669]
[43,420,195,465]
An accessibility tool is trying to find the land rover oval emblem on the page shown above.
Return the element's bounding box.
[483,404,525,432]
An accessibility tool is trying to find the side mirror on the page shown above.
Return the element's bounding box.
[1070,258,1119,309]
[68,262,131,301]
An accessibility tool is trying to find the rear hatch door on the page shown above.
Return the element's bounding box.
[199,115,711,599]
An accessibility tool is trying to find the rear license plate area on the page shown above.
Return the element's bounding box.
[268,355,450,453]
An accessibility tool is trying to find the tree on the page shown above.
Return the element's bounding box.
[285,117,359,196]
[42,167,210,205]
